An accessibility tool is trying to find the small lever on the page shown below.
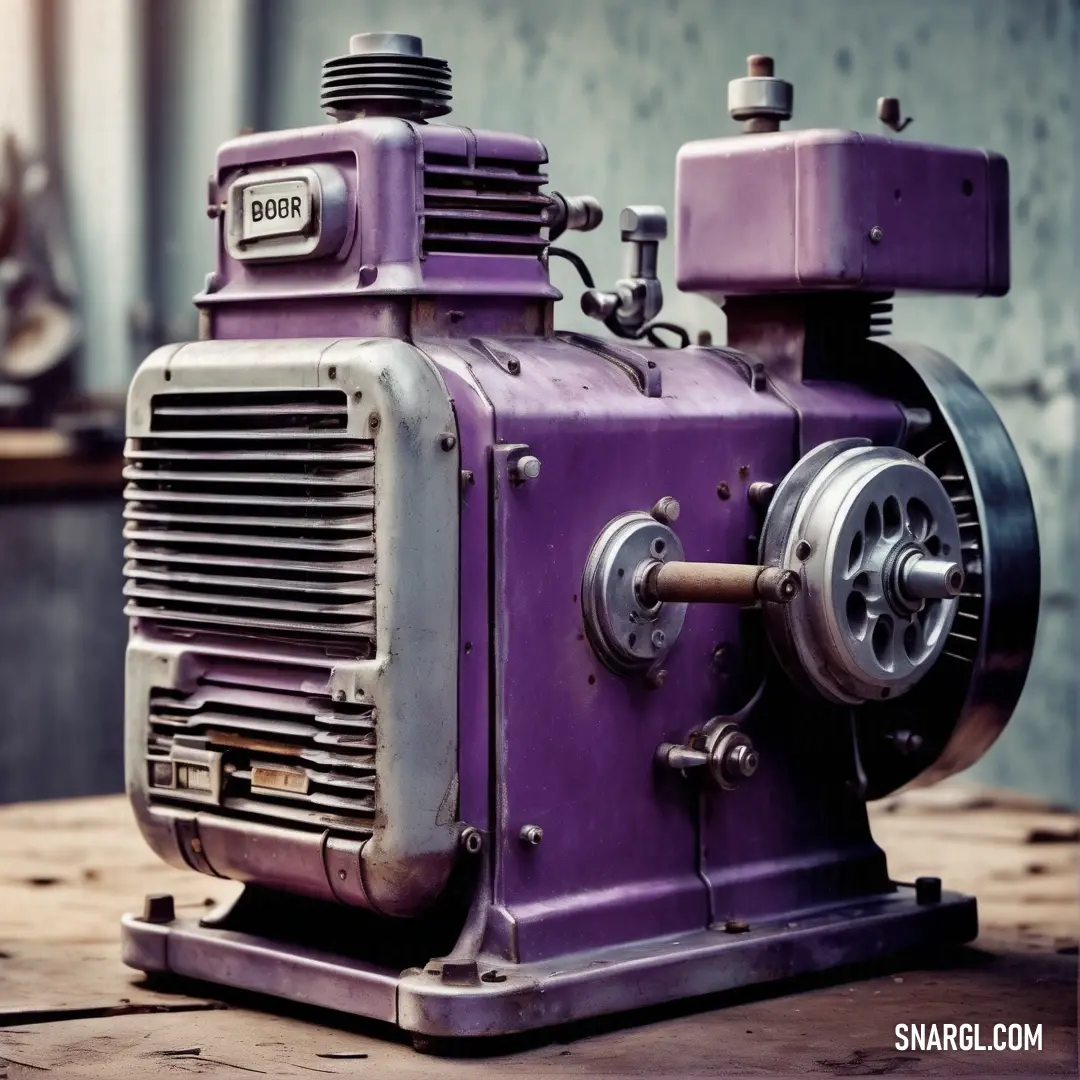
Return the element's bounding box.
[877,97,913,133]
[656,722,760,791]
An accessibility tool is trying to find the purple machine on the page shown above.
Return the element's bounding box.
[120,36,1039,1043]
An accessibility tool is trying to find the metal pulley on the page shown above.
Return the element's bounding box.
[759,440,965,705]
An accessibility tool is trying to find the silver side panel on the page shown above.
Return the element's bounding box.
[125,338,461,918]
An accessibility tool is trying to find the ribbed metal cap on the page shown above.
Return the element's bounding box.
[321,32,452,121]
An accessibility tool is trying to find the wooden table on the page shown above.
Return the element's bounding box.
[0,429,122,495]
[0,786,1075,1077]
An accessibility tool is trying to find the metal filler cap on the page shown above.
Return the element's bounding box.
[728,54,794,133]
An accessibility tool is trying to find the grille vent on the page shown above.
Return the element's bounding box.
[146,658,375,836]
[422,152,549,256]
[123,389,375,652]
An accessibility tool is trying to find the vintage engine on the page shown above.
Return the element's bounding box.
[120,36,1040,1042]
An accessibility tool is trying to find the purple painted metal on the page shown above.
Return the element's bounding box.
[416,336,905,963]
[200,119,558,322]
[675,130,1009,298]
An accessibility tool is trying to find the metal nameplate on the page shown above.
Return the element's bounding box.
[224,165,349,263]
[241,179,313,242]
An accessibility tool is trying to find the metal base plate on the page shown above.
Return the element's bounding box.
[121,886,976,1040]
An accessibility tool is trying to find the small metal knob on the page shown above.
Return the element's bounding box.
[728,54,793,133]
[546,192,603,241]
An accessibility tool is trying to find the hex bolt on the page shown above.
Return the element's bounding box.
[915,876,942,905]
[510,454,541,483]
[651,628,667,649]
[519,825,544,846]
[869,225,884,244]
[439,433,457,452]
[651,496,681,525]
[724,918,751,934]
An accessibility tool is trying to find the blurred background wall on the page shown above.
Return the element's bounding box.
[0,0,1075,804]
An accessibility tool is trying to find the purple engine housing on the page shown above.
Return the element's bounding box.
[119,39,1038,1044]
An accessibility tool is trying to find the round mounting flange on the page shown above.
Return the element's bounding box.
[582,512,687,675]
[760,441,963,705]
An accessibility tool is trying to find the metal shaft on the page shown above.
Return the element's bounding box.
[643,562,800,605]
[656,744,708,770]
[899,555,964,600]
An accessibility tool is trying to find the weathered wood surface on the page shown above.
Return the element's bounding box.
[0,787,1074,1077]
[0,430,123,493]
